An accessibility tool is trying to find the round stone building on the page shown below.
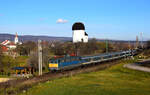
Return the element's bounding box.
[72,22,88,43]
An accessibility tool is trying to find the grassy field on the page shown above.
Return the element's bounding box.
[0,56,29,78]
[19,59,150,95]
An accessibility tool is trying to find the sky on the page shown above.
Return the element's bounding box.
[0,0,150,40]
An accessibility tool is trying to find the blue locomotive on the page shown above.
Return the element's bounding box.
[49,50,135,71]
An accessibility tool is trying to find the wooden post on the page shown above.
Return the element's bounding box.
[16,70,18,75]
[25,68,27,74]
[29,68,31,74]
[20,70,22,75]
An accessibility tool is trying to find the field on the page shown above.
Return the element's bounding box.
[19,59,150,95]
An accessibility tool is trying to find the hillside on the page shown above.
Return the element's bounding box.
[0,33,140,44]
[0,34,72,42]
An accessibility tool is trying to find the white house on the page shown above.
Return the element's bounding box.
[72,22,88,43]
[1,33,21,50]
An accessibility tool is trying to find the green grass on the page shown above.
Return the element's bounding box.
[0,56,29,76]
[0,75,11,78]
[15,56,29,66]
[19,59,150,95]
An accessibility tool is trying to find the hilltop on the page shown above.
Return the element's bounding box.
[0,33,72,42]
[0,33,140,44]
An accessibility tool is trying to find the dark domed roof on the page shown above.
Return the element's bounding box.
[72,22,85,30]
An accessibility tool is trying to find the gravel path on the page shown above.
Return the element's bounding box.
[0,78,10,83]
[124,59,150,73]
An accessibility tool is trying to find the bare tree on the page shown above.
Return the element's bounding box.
[27,52,38,69]
[27,42,51,70]
[0,45,3,68]
[42,46,51,69]
[16,41,37,56]
[0,45,2,57]
[77,38,99,55]
[51,41,65,55]
[146,40,150,49]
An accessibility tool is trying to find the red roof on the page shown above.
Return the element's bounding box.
[7,42,15,45]
[1,46,8,52]
[1,40,9,45]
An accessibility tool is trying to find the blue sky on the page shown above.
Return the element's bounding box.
[0,0,150,40]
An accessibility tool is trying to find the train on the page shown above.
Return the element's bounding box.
[49,49,137,71]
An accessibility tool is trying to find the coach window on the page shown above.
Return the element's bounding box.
[72,57,75,61]
[51,60,54,63]
[66,58,70,62]
[79,57,81,60]
[50,60,52,63]
[58,60,60,63]
[62,59,64,63]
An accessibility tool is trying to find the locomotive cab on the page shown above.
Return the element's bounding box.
[49,59,59,70]
[49,56,82,71]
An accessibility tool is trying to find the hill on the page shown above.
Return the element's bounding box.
[0,33,140,44]
[0,33,72,42]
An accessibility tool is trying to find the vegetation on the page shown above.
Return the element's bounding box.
[50,39,133,56]
[16,41,37,56]
[0,45,3,65]
[137,40,150,58]
[15,56,29,66]
[27,52,38,69]
[0,55,28,76]
[19,59,150,95]
[0,39,137,76]
[146,40,150,49]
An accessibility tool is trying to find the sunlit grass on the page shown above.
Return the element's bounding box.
[19,59,150,95]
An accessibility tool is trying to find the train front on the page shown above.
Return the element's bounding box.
[49,58,59,71]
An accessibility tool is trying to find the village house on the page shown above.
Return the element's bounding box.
[1,33,22,56]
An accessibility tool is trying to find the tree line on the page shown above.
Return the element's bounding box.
[0,39,150,73]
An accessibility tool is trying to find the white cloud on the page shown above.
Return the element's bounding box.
[56,19,68,24]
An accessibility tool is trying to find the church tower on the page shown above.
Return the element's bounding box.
[14,32,19,44]
[72,22,88,43]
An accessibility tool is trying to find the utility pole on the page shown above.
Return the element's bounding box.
[75,43,79,56]
[38,40,42,76]
[106,39,108,53]
[128,41,131,50]
[136,36,139,49]
[140,32,143,48]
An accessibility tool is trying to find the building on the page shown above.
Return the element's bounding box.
[14,32,19,44]
[1,33,22,54]
[72,22,88,43]
[1,40,16,49]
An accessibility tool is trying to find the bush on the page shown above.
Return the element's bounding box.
[7,72,10,76]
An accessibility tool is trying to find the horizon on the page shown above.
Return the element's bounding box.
[0,33,148,42]
[0,0,150,41]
